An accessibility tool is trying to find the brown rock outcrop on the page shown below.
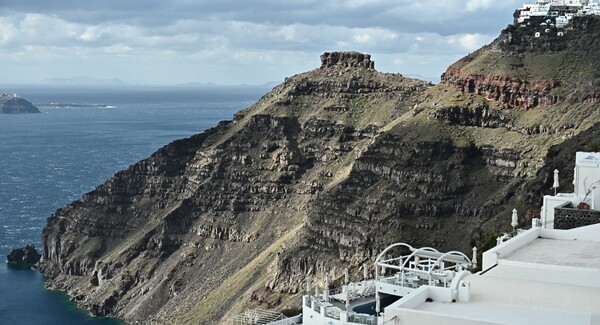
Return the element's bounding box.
[441,67,560,109]
[320,51,375,70]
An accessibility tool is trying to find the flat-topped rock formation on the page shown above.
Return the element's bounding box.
[320,51,375,70]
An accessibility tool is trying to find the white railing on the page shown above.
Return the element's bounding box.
[324,306,341,320]
[305,295,378,325]
[346,312,377,325]
[328,280,377,303]
[226,309,298,325]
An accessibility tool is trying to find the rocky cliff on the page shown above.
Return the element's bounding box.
[442,15,600,110]
[0,94,40,114]
[37,17,600,325]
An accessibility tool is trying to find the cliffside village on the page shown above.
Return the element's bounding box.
[517,0,600,33]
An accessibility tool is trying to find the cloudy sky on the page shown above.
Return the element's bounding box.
[0,0,523,85]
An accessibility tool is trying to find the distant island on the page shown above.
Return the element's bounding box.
[0,93,40,114]
[41,76,127,86]
[36,103,117,109]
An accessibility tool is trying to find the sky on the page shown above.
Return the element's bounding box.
[0,0,523,85]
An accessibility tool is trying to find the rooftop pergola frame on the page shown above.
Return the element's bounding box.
[374,243,472,287]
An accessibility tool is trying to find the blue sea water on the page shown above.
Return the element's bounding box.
[0,86,265,324]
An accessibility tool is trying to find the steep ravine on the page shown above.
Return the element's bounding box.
[37,43,600,324]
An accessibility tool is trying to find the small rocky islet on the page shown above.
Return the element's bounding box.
[0,93,40,114]
[6,245,42,264]
[28,12,600,325]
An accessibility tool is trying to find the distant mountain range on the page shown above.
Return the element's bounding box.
[38,77,278,89]
[41,76,128,86]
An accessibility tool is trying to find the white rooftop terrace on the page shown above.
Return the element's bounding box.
[384,223,600,325]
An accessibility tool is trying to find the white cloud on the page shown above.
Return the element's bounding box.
[274,24,311,43]
[103,43,132,54]
[353,33,373,44]
[351,28,398,45]
[79,27,102,42]
[18,14,81,43]
[0,19,17,45]
[447,33,490,52]
[343,0,392,9]
[466,0,494,12]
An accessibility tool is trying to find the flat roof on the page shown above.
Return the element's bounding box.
[416,300,590,325]
[502,237,600,270]
[487,237,600,289]
[407,235,600,324]
[411,269,600,324]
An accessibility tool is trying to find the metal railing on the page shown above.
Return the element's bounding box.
[305,295,378,325]
[324,306,341,320]
[326,280,377,303]
[226,309,298,325]
[347,312,377,325]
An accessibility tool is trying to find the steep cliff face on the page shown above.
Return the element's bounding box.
[442,15,600,109]
[37,18,600,324]
[37,53,432,324]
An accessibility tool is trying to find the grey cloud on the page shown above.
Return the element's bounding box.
[0,0,524,84]
[3,0,521,34]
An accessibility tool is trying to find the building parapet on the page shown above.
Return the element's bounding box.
[554,206,600,229]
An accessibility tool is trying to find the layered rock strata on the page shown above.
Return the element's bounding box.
[441,67,560,109]
[320,51,375,70]
[37,45,600,325]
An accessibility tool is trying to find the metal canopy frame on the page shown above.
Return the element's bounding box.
[374,242,472,287]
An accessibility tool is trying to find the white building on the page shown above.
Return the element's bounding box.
[541,152,600,229]
[516,0,600,27]
[383,223,600,325]
[379,152,600,325]
[300,245,472,325]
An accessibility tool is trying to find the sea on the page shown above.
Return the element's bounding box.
[0,85,266,324]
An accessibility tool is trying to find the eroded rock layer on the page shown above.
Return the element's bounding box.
[441,67,560,109]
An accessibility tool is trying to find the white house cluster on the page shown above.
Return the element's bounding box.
[516,0,600,33]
